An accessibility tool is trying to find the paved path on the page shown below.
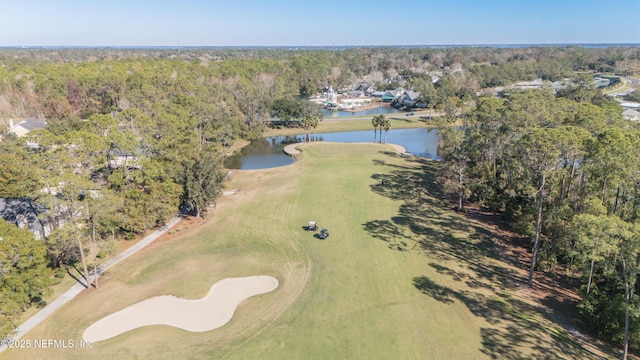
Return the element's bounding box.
[605,76,638,97]
[0,216,182,352]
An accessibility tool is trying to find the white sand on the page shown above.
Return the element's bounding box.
[83,275,279,343]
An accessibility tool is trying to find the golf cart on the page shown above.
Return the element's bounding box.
[319,228,329,239]
[307,221,318,231]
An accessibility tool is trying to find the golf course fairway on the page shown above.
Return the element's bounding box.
[3,142,600,359]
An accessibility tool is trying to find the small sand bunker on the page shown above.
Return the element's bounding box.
[83,275,279,343]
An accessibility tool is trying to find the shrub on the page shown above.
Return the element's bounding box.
[55,269,66,279]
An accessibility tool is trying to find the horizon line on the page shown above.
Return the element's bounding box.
[1,42,640,50]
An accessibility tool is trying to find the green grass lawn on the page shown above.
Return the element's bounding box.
[264,114,436,137]
[3,143,608,359]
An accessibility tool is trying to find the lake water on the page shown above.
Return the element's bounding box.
[322,106,403,118]
[225,128,441,170]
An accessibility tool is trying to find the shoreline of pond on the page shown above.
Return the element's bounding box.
[225,128,441,170]
[282,141,411,158]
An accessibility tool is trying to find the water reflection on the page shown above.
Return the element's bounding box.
[225,128,441,170]
[322,107,403,118]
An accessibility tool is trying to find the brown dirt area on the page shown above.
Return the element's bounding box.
[139,191,240,252]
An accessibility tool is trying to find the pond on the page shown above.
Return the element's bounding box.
[225,128,441,170]
[322,106,403,118]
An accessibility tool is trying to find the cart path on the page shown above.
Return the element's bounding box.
[0,216,183,353]
[0,187,247,353]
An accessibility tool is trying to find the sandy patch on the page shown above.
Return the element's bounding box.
[83,275,279,343]
[385,143,410,155]
[283,143,301,157]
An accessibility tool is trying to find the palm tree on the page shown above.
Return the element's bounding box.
[372,114,384,142]
[300,116,312,142]
[381,116,391,144]
[309,115,321,141]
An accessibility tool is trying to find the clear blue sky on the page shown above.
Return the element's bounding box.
[1,0,639,46]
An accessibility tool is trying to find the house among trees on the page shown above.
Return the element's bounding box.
[0,197,50,240]
[402,91,421,107]
[593,76,611,88]
[354,82,370,91]
[507,79,571,94]
[108,150,140,170]
[370,89,406,102]
[623,108,640,122]
[511,79,546,90]
[381,89,404,102]
[8,118,47,137]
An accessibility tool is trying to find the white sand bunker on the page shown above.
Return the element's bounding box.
[83,275,279,343]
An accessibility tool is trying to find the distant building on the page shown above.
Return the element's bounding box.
[512,79,545,90]
[593,77,611,88]
[108,150,140,170]
[507,79,573,94]
[346,90,364,98]
[623,108,640,122]
[619,101,640,109]
[402,91,421,107]
[8,118,47,137]
[355,82,370,92]
[0,197,50,240]
[551,81,570,93]
[381,89,404,102]
[326,86,338,103]
[364,86,375,96]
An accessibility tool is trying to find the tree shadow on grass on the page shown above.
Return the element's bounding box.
[70,263,90,288]
[387,117,417,123]
[361,219,417,251]
[414,274,598,359]
[412,275,455,304]
[363,151,616,359]
[370,156,445,201]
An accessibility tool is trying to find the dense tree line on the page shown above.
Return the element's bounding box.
[437,83,640,356]
[0,219,50,337]
[1,46,638,122]
[0,52,300,338]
